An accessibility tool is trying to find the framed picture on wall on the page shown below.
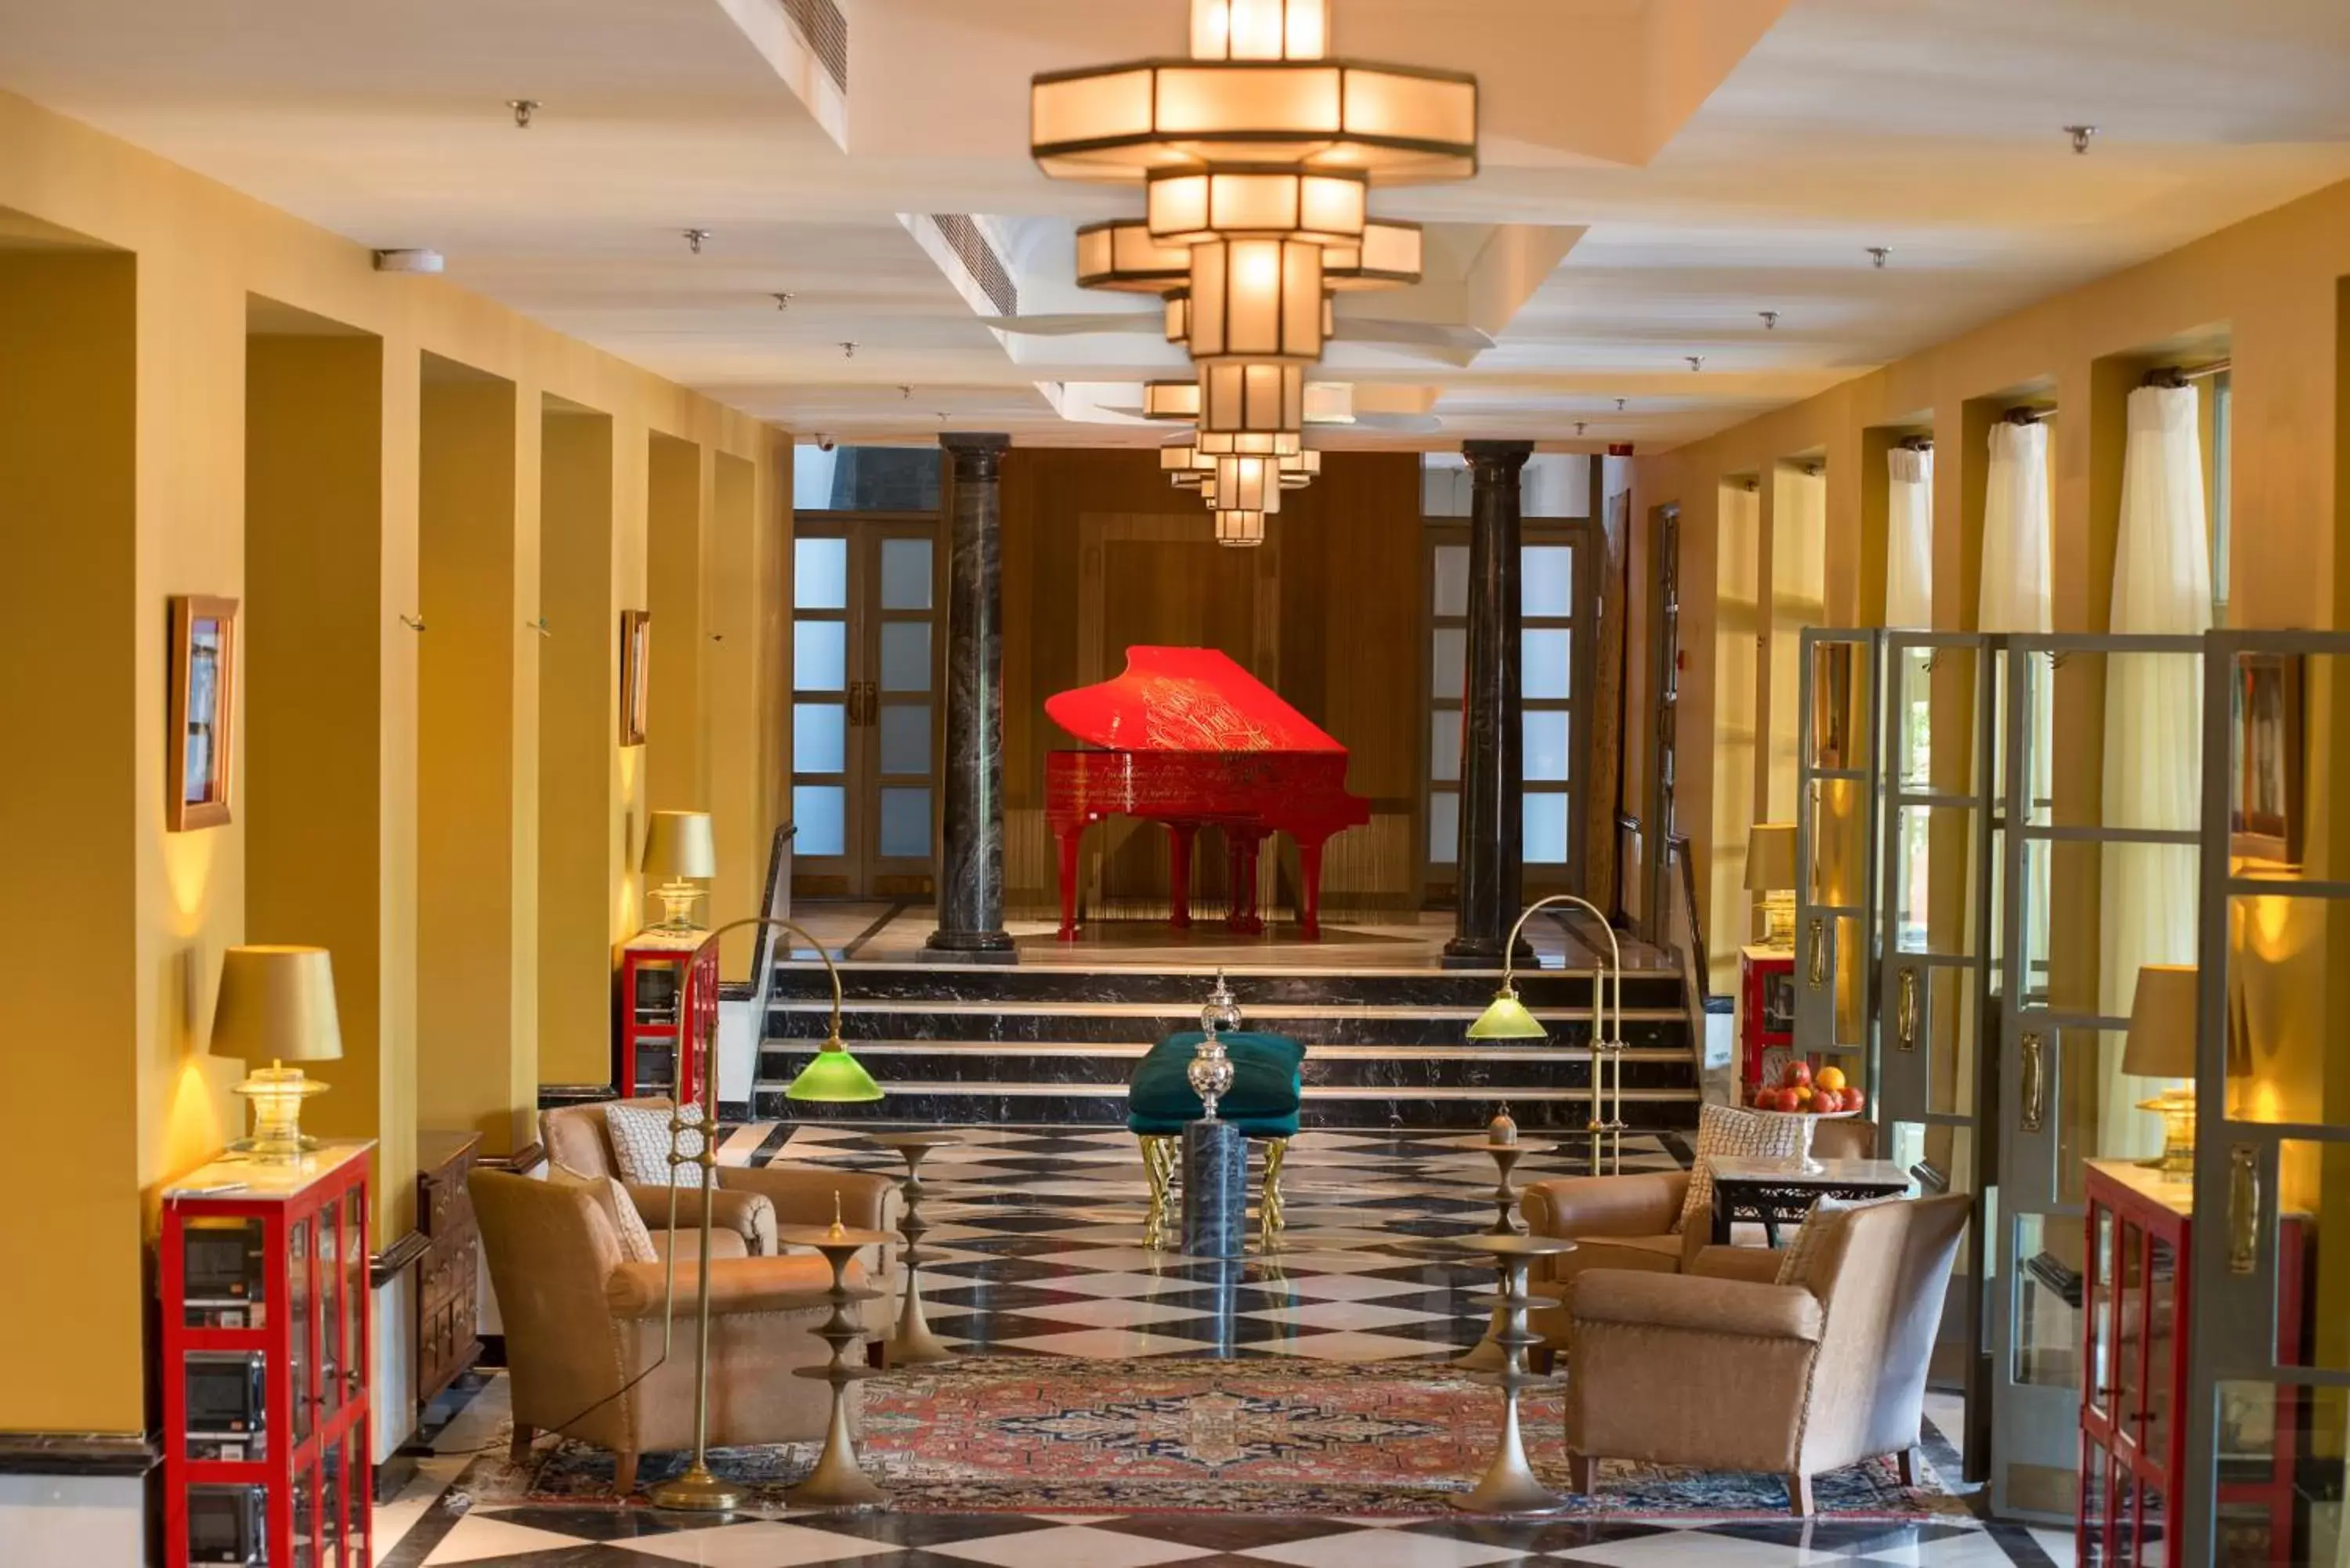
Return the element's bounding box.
[168,594,240,831]
[620,609,652,745]
[2230,651,2304,867]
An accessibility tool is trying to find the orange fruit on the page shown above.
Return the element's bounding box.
[1817,1065,1847,1093]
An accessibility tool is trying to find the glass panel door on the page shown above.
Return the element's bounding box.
[790,513,943,899]
[1641,505,1681,945]
[1994,632,2206,1523]
[1877,630,2000,1482]
[1794,628,1879,1071]
[2181,631,2350,1566]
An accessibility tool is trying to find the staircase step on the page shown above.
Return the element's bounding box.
[756,1039,1697,1092]
[749,1079,1699,1131]
[765,997,1690,1049]
[768,960,1685,1012]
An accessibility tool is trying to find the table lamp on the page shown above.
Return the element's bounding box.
[643,809,717,931]
[1744,822,1797,949]
[2124,963,2198,1176]
[212,945,343,1163]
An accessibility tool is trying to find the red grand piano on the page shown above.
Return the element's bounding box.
[1045,646,1371,941]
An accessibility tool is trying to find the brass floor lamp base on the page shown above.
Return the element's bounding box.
[648,1464,745,1512]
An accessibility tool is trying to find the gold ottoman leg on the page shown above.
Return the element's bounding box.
[1141,1135,1178,1250]
[1259,1136,1289,1248]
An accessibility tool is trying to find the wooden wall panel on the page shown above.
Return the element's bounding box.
[998,447,1423,919]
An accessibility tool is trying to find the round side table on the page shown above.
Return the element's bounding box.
[773,1221,893,1508]
[1446,1232,1578,1514]
[862,1130,962,1366]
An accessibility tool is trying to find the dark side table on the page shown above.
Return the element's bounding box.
[1708,1156,1911,1246]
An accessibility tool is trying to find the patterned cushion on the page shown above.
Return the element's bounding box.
[1674,1103,1804,1236]
[548,1162,660,1264]
[604,1100,704,1188]
[1775,1193,1906,1290]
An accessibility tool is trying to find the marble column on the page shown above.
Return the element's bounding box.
[924,434,1018,963]
[1445,440,1535,966]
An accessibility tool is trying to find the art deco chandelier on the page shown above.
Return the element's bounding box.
[1032,0,1477,544]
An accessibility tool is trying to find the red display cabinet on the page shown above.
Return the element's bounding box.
[2078,1158,2305,1566]
[1737,944,1799,1100]
[161,1140,373,1568]
[615,929,705,1100]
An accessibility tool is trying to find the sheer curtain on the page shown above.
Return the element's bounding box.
[1979,419,2053,1042]
[1885,446,1933,628]
[2099,385,2211,1156]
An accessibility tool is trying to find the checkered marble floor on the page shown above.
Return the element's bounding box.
[377,1126,2073,1568]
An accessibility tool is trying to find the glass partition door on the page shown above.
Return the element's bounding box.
[1794,628,1880,1071]
[1876,630,2001,1481]
[2181,630,2350,1567]
[1994,632,2206,1523]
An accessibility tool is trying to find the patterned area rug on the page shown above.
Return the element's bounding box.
[502,1357,1969,1518]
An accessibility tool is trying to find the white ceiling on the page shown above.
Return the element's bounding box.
[3,0,2348,450]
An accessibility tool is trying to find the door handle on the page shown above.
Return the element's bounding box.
[1806,919,1826,989]
[2020,1031,2046,1133]
[2228,1144,2261,1276]
[1896,968,1919,1053]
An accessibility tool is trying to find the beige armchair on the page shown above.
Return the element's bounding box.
[541,1098,898,1259]
[1520,1117,1876,1342]
[1563,1191,1969,1515]
[470,1167,864,1497]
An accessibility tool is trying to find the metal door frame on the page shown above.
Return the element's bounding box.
[2182,628,2350,1560]
[1876,628,2003,1483]
[1640,503,1682,945]
[1992,630,2205,1523]
[1793,627,1882,1066]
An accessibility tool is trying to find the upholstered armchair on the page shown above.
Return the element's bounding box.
[540,1098,898,1260]
[470,1168,862,1497]
[1519,1117,1876,1343]
[1564,1192,1969,1516]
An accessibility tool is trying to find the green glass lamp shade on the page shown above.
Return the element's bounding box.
[1466,987,1547,1041]
[784,1039,884,1103]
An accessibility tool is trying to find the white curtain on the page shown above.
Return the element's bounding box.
[1979,420,2053,1056]
[2099,385,2212,1157]
[1885,446,1933,628]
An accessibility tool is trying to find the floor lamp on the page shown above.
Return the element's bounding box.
[1465,894,1625,1174]
[649,916,884,1514]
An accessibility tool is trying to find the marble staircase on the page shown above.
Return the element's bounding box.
[750,961,1703,1130]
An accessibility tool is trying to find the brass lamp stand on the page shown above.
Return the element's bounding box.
[649,916,873,1514]
[1465,894,1626,1175]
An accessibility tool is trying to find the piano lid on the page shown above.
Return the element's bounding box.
[1047,646,1345,754]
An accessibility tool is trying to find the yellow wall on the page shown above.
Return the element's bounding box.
[0,85,783,1435]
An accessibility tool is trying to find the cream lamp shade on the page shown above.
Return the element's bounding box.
[211,945,343,1064]
[2123,963,2199,1078]
[643,810,718,881]
[1744,823,1797,893]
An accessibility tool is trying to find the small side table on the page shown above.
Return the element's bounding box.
[774,1222,893,1509]
[1464,1136,1554,1236]
[1449,1233,1577,1514]
[1707,1157,1911,1246]
[864,1130,960,1366]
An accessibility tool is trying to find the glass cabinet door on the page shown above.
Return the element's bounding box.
[288,1216,313,1447]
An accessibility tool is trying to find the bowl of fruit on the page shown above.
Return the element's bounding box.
[1747,1061,1867,1173]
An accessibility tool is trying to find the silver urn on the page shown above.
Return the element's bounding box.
[1188,971,1242,1120]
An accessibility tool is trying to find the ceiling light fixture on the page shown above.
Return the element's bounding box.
[683,228,711,254]
[841,341,857,359]
[1686,355,1704,372]
[1615,397,1627,412]
[1575,421,1588,438]
[773,291,794,310]
[1867,246,1890,269]
[507,99,539,128]
[2065,125,2097,154]
[1759,310,1778,330]
[1034,0,1477,544]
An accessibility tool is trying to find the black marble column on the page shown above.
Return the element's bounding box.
[924,434,1018,963]
[1445,440,1535,966]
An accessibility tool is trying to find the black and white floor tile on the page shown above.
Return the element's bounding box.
[379,1125,2074,1568]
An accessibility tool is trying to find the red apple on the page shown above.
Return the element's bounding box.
[1813,1089,1842,1115]
[1785,1060,1813,1089]
[1840,1087,1865,1115]
[1775,1087,1802,1113]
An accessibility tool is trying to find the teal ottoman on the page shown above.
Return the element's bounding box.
[1128,1030,1305,1249]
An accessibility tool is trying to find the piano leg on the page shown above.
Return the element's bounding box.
[1227,829,1266,936]
[1167,823,1195,930]
[1054,823,1083,941]
[1297,835,1327,941]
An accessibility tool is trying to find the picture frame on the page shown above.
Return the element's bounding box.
[2229,651,2304,867]
[168,594,240,832]
[620,609,652,746]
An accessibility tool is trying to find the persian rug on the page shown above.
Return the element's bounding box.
[498,1358,1971,1518]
